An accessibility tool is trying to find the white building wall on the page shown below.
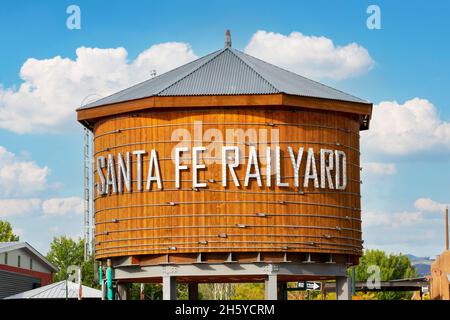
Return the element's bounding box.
[0,248,51,273]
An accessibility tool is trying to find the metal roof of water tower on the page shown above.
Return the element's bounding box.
[79,31,369,110]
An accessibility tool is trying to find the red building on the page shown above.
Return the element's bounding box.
[0,242,58,299]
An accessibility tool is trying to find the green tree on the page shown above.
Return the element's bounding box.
[46,236,98,288]
[130,283,163,300]
[0,220,19,242]
[81,255,99,288]
[199,283,236,300]
[232,283,264,300]
[353,249,417,300]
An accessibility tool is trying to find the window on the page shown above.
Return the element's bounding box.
[30,258,33,270]
[17,255,21,268]
[4,252,7,265]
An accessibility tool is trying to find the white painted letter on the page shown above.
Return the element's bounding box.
[335,150,347,190]
[303,148,319,188]
[146,149,162,190]
[266,147,272,187]
[117,152,131,193]
[222,146,240,187]
[175,147,188,189]
[96,156,106,195]
[133,150,146,191]
[276,146,289,187]
[244,146,262,187]
[106,154,117,194]
[320,149,334,189]
[192,147,207,188]
[288,146,304,187]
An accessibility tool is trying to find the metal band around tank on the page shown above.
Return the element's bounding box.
[95,233,363,245]
[94,200,361,214]
[93,139,360,156]
[94,212,361,225]
[94,224,362,234]
[94,120,360,140]
[93,188,361,201]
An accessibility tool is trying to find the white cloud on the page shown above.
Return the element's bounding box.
[0,146,49,197]
[414,198,447,213]
[0,198,41,217]
[363,162,396,175]
[363,210,423,228]
[131,42,198,81]
[0,42,197,134]
[0,33,376,134]
[362,197,447,256]
[362,98,450,156]
[42,197,84,216]
[363,197,446,229]
[244,30,374,80]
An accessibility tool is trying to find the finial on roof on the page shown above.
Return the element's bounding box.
[225,30,232,48]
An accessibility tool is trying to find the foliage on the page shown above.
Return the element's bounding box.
[199,283,236,300]
[130,283,163,300]
[129,283,188,300]
[81,255,99,288]
[45,236,98,288]
[353,249,418,300]
[43,237,417,300]
[177,283,189,300]
[0,220,19,242]
[232,283,263,300]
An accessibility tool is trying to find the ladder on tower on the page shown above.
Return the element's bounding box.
[83,127,92,262]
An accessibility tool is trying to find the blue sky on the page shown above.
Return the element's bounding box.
[0,0,449,257]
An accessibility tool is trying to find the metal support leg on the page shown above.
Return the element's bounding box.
[188,283,199,300]
[117,283,130,300]
[278,282,287,300]
[265,274,278,300]
[163,276,177,300]
[336,276,351,300]
[101,279,106,300]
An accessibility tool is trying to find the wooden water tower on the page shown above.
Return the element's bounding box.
[76,32,372,300]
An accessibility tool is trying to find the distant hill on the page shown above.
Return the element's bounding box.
[406,254,434,276]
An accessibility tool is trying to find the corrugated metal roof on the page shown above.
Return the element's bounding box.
[4,280,101,299]
[230,49,368,104]
[80,47,368,110]
[0,242,18,250]
[158,48,278,96]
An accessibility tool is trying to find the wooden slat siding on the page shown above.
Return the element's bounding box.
[77,94,372,125]
[93,108,362,260]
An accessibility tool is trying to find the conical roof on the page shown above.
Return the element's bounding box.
[80,47,368,110]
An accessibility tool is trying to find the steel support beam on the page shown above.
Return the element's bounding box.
[101,279,106,300]
[114,262,347,280]
[188,283,199,300]
[117,282,130,300]
[163,275,177,300]
[278,282,288,300]
[265,274,278,300]
[336,276,351,300]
